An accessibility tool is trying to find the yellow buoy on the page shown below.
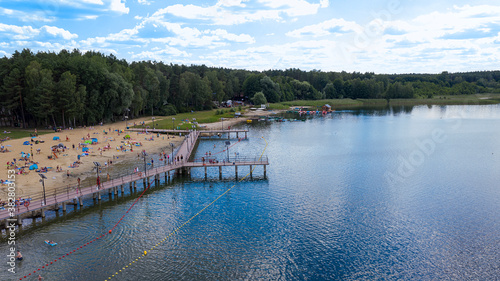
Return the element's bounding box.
[144,250,147,255]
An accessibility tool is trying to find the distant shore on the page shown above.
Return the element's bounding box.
[267,94,500,110]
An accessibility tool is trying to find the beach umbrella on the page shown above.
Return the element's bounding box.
[124,134,130,139]
[57,143,65,148]
[23,141,30,145]
[29,164,38,170]
[53,136,60,140]
[84,140,92,144]
[82,147,89,152]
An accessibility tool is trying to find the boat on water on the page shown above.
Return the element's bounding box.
[45,240,57,246]
[246,120,252,123]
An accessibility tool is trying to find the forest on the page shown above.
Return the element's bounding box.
[1,49,500,128]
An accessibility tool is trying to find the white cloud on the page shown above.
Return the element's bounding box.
[138,0,152,5]
[286,18,361,37]
[160,5,281,25]
[40,26,78,40]
[0,8,14,15]
[131,47,190,59]
[205,29,255,43]
[329,4,500,73]
[156,4,218,21]
[157,0,325,26]
[381,4,500,43]
[204,40,337,70]
[82,0,104,4]
[81,15,99,20]
[258,0,321,17]
[52,0,104,7]
[79,14,255,53]
[0,23,35,35]
[109,0,129,14]
[0,7,55,23]
[320,0,329,8]
[0,23,76,40]
[217,0,248,7]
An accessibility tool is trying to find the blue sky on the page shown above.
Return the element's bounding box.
[0,0,499,73]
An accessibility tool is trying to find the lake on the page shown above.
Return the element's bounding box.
[2,104,500,280]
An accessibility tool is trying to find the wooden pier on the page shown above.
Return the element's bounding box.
[1,129,267,228]
[127,128,249,139]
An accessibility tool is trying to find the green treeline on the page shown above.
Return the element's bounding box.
[1,49,500,128]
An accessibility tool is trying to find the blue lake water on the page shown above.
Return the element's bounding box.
[2,104,500,280]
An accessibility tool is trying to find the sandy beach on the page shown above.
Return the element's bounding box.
[0,117,185,200]
[0,110,275,201]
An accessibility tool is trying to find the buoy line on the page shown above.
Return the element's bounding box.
[18,178,156,280]
[106,137,268,280]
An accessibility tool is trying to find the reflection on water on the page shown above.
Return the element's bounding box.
[1,104,500,280]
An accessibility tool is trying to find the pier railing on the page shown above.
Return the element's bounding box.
[1,130,267,221]
[185,156,269,166]
[0,161,177,218]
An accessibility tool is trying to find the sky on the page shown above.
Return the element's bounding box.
[0,0,499,74]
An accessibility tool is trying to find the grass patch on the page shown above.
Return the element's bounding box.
[137,109,239,130]
[0,127,53,141]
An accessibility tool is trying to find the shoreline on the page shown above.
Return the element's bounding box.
[0,117,184,201]
[0,110,278,201]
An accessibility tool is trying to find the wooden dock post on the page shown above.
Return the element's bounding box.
[17,215,22,225]
[98,192,101,201]
[108,187,112,196]
[54,202,59,210]
[264,165,267,178]
[62,202,67,212]
[250,165,253,178]
[93,192,97,200]
[121,185,124,194]
[245,131,247,139]
[235,165,238,179]
[41,208,45,218]
[204,166,207,179]
[79,197,83,206]
[219,166,222,180]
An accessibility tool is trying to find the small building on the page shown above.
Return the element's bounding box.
[322,104,332,112]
